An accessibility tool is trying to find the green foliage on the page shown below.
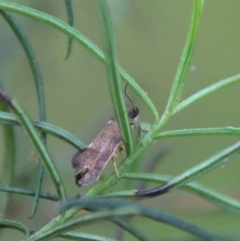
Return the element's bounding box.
[0,0,240,241]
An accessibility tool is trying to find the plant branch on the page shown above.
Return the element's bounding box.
[158,0,205,129]
[154,127,240,139]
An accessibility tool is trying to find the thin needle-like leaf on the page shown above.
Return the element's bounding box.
[0,111,85,149]
[173,74,240,114]
[60,232,117,241]
[159,0,205,128]
[0,186,58,201]
[0,89,66,201]
[64,0,74,59]
[120,173,240,215]
[154,127,240,139]
[0,219,30,238]
[109,217,150,241]
[0,10,46,217]
[137,141,240,197]
[85,206,150,241]
[0,99,15,221]
[0,11,46,125]
[96,0,133,154]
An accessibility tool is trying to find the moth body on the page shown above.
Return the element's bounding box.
[72,107,139,186]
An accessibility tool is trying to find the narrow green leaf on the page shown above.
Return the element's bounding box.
[85,206,150,241]
[26,207,138,241]
[0,1,159,122]
[99,190,136,198]
[154,127,240,139]
[0,186,58,201]
[0,100,15,220]
[30,163,44,217]
[165,141,240,191]
[64,0,74,59]
[0,89,66,201]
[159,0,205,127]
[0,111,85,149]
[0,219,30,238]
[0,11,46,123]
[13,100,66,201]
[60,232,117,241]
[96,0,133,154]
[137,141,240,197]
[173,74,240,114]
[61,198,223,241]
[120,173,240,215]
[109,217,150,241]
[0,10,46,217]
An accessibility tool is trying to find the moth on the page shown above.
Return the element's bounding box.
[71,87,139,186]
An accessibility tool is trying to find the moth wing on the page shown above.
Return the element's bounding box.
[94,134,122,175]
[71,118,123,186]
[72,148,101,186]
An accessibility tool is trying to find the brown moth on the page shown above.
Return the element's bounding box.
[71,107,139,186]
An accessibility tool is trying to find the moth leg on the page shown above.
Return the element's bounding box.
[97,173,103,182]
[111,158,119,177]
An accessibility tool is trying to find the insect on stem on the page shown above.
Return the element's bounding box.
[71,84,139,186]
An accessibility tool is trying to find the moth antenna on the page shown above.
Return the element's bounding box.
[125,84,139,120]
[124,84,135,108]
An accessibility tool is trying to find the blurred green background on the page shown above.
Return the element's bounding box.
[0,0,240,240]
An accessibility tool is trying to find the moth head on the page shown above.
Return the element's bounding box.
[128,106,139,120]
[125,84,139,120]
